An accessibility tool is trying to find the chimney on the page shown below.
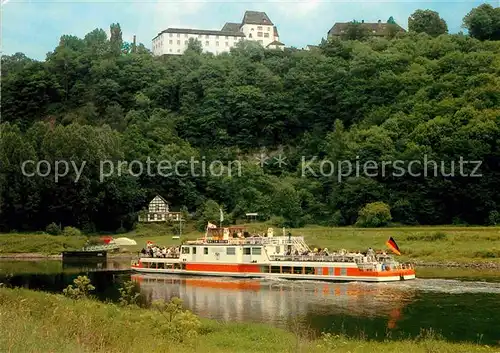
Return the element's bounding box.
[378,20,381,23]
[361,20,364,23]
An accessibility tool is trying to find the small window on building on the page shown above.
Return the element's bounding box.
[192,247,197,254]
[225,36,229,39]
[257,32,263,37]
[182,247,190,254]
[251,247,261,255]
[169,49,172,52]
[264,33,269,38]
[177,34,180,37]
[216,35,219,39]
[243,248,251,255]
[216,41,219,46]
[267,27,271,31]
[227,247,236,255]
[198,35,202,38]
[177,40,180,45]
[205,41,209,46]
[249,34,253,38]
[257,26,262,30]
[184,40,188,45]
[169,33,173,37]
[185,34,188,37]
[177,49,180,53]
[225,42,229,47]
[251,28,254,31]
[169,40,172,44]
[204,247,208,255]
[205,35,209,39]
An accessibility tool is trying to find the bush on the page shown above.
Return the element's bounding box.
[355,202,392,228]
[118,280,147,307]
[62,226,82,237]
[269,216,286,228]
[63,276,95,299]
[489,210,500,225]
[45,222,62,235]
[151,297,202,342]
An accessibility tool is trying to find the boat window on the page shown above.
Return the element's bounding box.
[226,247,236,255]
[341,268,347,276]
[281,266,292,274]
[157,262,165,269]
[192,247,197,254]
[305,267,315,275]
[293,267,303,274]
[251,247,261,255]
[271,266,281,273]
[182,247,190,254]
[204,247,208,255]
[275,246,280,253]
[243,248,251,255]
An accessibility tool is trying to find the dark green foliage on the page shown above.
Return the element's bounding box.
[45,223,62,235]
[409,9,448,37]
[1,8,500,231]
[463,4,500,41]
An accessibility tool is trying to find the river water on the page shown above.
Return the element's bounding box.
[1,259,499,346]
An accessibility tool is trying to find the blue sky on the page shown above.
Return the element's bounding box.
[1,0,497,60]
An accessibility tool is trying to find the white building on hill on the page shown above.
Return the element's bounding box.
[152,11,284,56]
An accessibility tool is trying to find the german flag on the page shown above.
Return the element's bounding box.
[386,237,401,255]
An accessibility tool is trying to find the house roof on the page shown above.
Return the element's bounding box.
[154,27,245,40]
[151,195,169,204]
[242,11,273,25]
[267,40,285,47]
[327,21,406,37]
[273,25,279,38]
[221,22,241,32]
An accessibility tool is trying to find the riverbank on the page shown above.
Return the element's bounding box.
[1,224,499,268]
[0,287,496,353]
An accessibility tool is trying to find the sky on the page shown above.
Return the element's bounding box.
[1,0,498,60]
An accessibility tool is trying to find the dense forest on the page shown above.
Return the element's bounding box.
[1,5,500,232]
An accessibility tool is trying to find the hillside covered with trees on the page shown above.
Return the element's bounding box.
[1,6,499,232]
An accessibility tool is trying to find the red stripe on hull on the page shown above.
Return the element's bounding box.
[185,263,262,273]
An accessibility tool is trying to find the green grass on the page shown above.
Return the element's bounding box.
[0,287,497,353]
[0,233,87,254]
[1,223,500,265]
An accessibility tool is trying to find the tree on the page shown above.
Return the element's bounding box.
[185,38,203,54]
[408,9,448,37]
[463,4,500,40]
[110,23,123,56]
[356,202,392,227]
[341,22,369,41]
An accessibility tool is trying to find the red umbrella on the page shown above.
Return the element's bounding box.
[100,236,114,244]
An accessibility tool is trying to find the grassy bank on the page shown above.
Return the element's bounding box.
[1,223,500,266]
[0,287,496,353]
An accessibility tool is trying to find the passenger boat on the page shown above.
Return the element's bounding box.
[131,226,416,282]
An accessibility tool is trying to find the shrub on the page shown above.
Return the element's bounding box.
[118,280,148,307]
[45,222,62,235]
[63,276,95,299]
[355,202,392,227]
[489,210,500,225]
[269,216,286,227]
[151,297,201,342]
[62,226,82,237]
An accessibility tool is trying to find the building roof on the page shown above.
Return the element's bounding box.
[242,11,273,25]
[151,194,169,204]
[273,25,279,38]
[221,22,241,32]
[267,40,285,47]
[154,27,245,40]
[327,21,406,37]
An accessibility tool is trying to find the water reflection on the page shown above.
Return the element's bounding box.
[132,275,414,333]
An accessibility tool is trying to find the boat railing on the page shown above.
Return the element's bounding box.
[82,244,120,252]
[185,236,307,246]
[270,254,368,263]
[140,254,180,259]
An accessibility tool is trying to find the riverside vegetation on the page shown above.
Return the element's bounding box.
[0,276,497,353]
[2,5,500,234]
